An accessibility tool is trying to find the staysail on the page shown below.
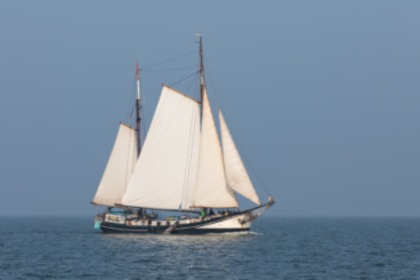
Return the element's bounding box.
[193,88,238,208]
[219,111,261,205]
[92,123,138,206]
[121,86,201,210]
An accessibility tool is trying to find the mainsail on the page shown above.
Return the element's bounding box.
[92,123,138,206]
[219,111,261,205]
[121,86,201,210]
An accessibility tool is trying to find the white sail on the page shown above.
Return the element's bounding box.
[121,86,201,210]
[193,88,238,208]
[92,123,138,206]
[219,111,261,205]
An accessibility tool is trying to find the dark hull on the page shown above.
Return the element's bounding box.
[97,201,274,235]
[100,223,250,235]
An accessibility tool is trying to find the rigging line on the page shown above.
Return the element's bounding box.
[181,101,199,210]
[124,78,137,127]
[140,107,147,145]
[142,65,197,72]
[224,110,273,197]
[205,60,273,198]
[186,70,199,97]
[189,67,201,208]
[141,49,196,70]
[168,71,199,87]
[203,57,223,110]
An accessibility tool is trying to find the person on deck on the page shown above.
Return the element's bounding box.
[200,208,207,221]
[137,208,143,218]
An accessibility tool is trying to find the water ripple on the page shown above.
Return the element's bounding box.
[1,217,419,279]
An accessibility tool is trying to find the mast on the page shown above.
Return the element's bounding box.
[198,34,205,105]
[135,62,142,156]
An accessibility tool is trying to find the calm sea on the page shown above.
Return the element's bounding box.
[1,217,419,279]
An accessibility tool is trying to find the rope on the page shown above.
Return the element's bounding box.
[141,49,196,70]
[168,71,199,88]
[142,65,196,72]
[182,71,200,100]
[205,60,273,198]
[122,75,137,127]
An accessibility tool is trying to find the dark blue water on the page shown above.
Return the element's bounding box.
[1,217,419,279]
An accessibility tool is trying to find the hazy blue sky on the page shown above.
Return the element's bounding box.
[0,1,419,217]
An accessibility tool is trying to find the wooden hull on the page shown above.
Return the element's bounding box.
[97,202,273,235]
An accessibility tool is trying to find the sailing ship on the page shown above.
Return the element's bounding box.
[92,36,275,234]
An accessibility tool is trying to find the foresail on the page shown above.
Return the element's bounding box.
[193,88,238,208]
[92,123,138,206]
[121,86,200,210]
[219,111,261,205]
